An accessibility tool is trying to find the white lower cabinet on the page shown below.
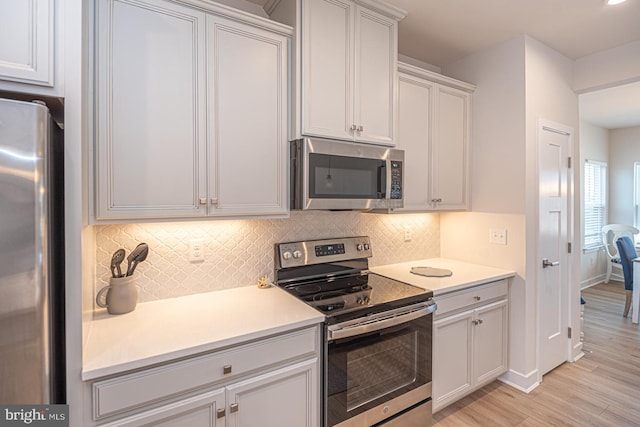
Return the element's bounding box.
[432,281,508,412]
[225,359,317,427]
[97,389,225,427]
[89,326,320,427]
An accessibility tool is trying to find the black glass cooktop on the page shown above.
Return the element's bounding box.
[280,272,431,321]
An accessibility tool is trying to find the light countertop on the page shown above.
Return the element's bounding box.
[82,285,324,381]
[371,258,515,296]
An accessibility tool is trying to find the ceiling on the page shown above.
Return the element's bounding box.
[247,0,640,129]
[382,0,640,130]
[382,0,640,67]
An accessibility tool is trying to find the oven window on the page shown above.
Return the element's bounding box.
[309,153,386,199]
[327,315,431,425]
[346,330,418,411]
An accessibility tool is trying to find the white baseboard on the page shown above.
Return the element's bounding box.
[498,369,539,393]
[580,274,606,289]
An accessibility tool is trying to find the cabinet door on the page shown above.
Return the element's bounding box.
[98,389,225,427]
[208,16,288,216]
[432,310,473,412]
[95,0,207,219]
[0,0,53,86]
[226,359,319,427]
[395,73,433,211]
[353,6,396,145]
[431,86,470,210]
[301,0,354,141]
[473,299,508,385]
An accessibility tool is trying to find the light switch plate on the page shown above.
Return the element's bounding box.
[489,229,507,245]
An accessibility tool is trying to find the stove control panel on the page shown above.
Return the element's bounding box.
[276,236,372,269]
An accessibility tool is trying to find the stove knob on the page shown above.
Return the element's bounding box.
[364,243,370,251]
[356,244,364,251]
[293,250,302,259]
[282,251,292,260]
[356,297,364,304]
[363,296,370,304]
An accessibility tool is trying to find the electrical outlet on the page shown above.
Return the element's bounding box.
[404,229,412,242]
[489,229,507,245]
[189,239,205,262]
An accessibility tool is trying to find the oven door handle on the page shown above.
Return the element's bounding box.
[327,301,437,341]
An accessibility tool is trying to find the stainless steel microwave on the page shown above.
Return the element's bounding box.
[290,137,404,210]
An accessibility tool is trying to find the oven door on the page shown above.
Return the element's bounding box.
[291,137,403,210]
[325,302,434,427]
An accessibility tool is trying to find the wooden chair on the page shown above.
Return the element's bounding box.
[602,224,639,283]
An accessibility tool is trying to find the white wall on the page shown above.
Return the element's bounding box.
[442,35,582,391]
[579,122,609,287]
[443,37,526,215]
[574,40,640,93]
[609,126,640,225]
[442,36,533,390]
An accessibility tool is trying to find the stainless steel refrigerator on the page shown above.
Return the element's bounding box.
[0,97,65,404]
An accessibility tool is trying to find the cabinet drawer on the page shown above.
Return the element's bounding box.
[93,326,318,420]
[435,280,508,317]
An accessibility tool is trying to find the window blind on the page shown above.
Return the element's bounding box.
[584,160,607,249]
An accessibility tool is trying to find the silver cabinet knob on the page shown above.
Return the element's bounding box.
[474,296,481,301]
[357,125,363,132]
[230,403,239,413]
[199,198,207,205]
[223,365,232,374]
[350,124,357,131]
[217,409,225,419]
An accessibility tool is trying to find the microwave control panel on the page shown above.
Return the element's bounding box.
[390,161,403,200]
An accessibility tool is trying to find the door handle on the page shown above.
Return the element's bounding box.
[542,258,560,268]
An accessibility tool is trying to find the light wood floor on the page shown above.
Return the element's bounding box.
[433,281,640,426]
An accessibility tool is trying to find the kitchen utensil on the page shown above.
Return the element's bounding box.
[126,243,149,277]
[110,249,126,278]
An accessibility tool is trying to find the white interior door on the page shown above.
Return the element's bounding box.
[538,121,572,376]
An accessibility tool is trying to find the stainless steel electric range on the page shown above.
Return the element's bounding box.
[274,236,436,427]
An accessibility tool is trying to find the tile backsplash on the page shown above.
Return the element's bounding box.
[95,211,440,303]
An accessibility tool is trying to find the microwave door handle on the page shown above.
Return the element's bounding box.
[328,303,437,340]
[377,163,387,198]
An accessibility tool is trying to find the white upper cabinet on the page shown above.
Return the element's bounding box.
[95,0,291,221]
[301,0,353,141]
[273,0,405,145]
[395,62,474,212]
[354,6,396,145]
[95,0,207,220]
[397,73,434,211]
[0,0,57,92]
[207,16,289,217]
